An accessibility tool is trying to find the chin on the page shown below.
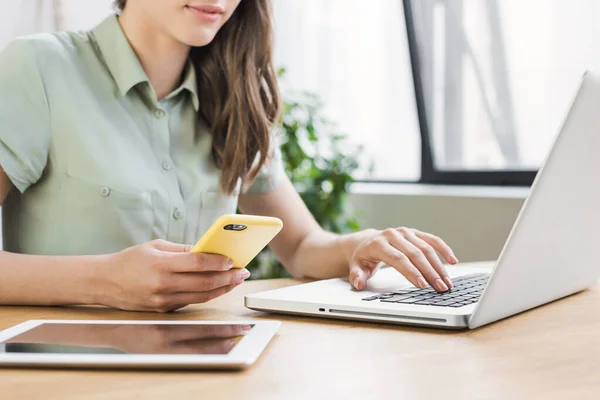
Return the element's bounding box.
[181,29,220,47]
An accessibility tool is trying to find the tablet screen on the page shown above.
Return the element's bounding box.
[0,323,253,355]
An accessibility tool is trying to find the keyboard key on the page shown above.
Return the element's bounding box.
[454,279,471,283]
[362,296,379,301]
[380,295,415,303]
[434,300,458,306]
[414,300,439,305]
[406,297,428,303]
[427,294,446,299]
[431,299,453,305]
[443,294,462,299]
[397,298,420,304]
[391,290,419,295]
[417,294,438,299]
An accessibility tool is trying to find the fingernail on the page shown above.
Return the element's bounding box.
[443,276,454,289]
[240,269,251,280]
[242,325,252,334]
[451,255,459,264]
[416,277,429,289]
[353,276,361,290]
[227,259,234,268]
[435,278,449,292]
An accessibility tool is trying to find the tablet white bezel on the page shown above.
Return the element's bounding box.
[0,319,280,369]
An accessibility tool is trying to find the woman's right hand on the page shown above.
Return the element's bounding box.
[96,239,251,312]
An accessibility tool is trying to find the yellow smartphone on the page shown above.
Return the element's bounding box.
[190,214,283,269]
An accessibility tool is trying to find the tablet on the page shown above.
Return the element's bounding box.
[0,319,280,370]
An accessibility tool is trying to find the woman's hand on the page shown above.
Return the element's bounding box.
[96,239,251,312]
[342,228,458,293]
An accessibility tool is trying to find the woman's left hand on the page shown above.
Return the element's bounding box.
[343,227,459,293]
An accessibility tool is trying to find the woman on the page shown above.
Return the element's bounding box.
[0,0,457,312]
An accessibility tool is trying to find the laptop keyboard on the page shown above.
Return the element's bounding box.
[361,273,490,308]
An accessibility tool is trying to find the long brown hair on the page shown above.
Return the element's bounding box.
[114,0,281,194]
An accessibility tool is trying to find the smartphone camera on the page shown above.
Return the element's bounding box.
[224,224,247,231]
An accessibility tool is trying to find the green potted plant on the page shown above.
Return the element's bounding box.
[246,68,368,279]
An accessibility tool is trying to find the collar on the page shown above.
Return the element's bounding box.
[90,15,199,110]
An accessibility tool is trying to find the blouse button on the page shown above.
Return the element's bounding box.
[99,186,111,197]
[173,208,184,220]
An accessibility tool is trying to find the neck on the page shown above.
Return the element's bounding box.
[118,8,190,100]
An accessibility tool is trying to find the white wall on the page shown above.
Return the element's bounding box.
[349,185,527,263]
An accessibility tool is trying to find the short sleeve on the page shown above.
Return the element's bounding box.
[245,135,287,194]
[0,39,51,193]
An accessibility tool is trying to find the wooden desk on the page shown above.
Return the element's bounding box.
[1,278,599,400]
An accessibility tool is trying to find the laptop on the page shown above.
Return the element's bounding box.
[245,71,600,329]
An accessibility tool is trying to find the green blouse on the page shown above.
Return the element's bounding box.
[0,15,284,256]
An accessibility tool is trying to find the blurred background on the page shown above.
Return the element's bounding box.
[1,0,597,274]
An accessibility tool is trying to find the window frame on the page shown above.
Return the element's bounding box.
[364,0,537,187]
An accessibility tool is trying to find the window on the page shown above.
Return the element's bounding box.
[272,0,422,181]
[406,0,596,185]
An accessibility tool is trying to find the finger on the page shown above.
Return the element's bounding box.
[349,262,381,291]
[164,269,250,292]
[150,239,191,253]
[413,230,458,265]
[163,252,234,273]
[405,234,453,289]
[362,238,427,290]
[349,263,367,291]
[157,282,240,309]
[386,231,448,292]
